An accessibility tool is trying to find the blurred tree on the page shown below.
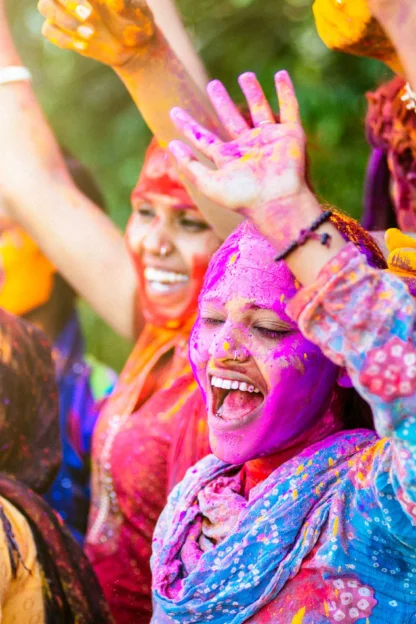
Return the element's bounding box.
[6,0,392,369]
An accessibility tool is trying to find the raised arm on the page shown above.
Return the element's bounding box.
[0,2,138,339]
[287,244,416,543]
[37,0,219,146]
[146,0,209,94]
[368,0,416,92]
[37,0,241,238]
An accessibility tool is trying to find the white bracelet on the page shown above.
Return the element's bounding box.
[0,66,32,87]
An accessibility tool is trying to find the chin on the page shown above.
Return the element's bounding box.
[209,432,259,466]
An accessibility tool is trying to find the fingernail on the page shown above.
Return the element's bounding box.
[170,107,187,121]
[238,72,256,84]
[207,79,223,94]
[275,69,288,79]
[75,5,92,21]
[74,39,87,50]
[77,24,94,39]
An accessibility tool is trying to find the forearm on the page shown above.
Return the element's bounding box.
[114,30,240,237]
[114,29,222,147]
[0,5,19,65]
[146,0,209,94]
[8,174,137,340]
[256,190,348,287]
[375,6,416,89]
[0,66,137,338]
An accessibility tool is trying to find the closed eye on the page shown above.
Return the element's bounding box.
[253,317,294,339]
[200,317,225,327]
[178,216,210,233]
[134,203,155,219]
[254,327,289,339]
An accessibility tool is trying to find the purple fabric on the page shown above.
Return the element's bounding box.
[44,313,117,543]
[362,147,397,231]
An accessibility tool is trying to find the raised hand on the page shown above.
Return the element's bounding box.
[38,0,156,67]
[168,71,315,243]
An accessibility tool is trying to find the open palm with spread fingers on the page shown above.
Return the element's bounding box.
[168,71,311,240]
[38,0,156,67]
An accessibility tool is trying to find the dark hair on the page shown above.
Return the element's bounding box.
[63,149,106,211]
[0,308,60,492]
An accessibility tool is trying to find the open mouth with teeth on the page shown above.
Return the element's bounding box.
[210,375,265,421]
[144,267,189,294]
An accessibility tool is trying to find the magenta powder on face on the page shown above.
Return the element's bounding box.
[190,221,340,464]
[199,221,298,311]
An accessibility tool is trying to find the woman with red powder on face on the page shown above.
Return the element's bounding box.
[148,70,416,623]
[85,140,217,622]
[0,1,227,621]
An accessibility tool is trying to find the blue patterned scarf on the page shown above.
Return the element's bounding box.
[151,429,377,623]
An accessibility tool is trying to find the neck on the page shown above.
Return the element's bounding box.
[242,387,346,497]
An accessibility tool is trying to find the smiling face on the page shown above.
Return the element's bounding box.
[125,141,221,325]
[190,222,340,464]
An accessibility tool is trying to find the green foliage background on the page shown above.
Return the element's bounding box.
[8,0,392,371]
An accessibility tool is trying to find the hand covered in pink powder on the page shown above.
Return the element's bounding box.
[168,71,319,246]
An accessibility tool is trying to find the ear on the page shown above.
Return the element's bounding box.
[337,367,353,389]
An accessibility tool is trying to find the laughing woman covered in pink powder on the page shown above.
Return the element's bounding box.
[148,71,416,622]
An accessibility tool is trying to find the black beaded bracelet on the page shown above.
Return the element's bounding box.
[274,210,332,263]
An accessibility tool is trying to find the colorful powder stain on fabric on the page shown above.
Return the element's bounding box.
[0,308,113,621]
[291,607,306,624]
[85,304,209,622]
[86,137,213,622]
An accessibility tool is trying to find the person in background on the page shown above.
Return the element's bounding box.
[0,306,112,622]
[39,154,117,544]
[0,133,117,542]
[312,0,416,233]
[1,0,225,619]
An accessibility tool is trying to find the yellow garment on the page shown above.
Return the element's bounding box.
[385,228,416,279]
[312,0,401,72]
[0,225,55,316]
[0,496,44,623]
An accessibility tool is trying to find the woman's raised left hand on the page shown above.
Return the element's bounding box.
[169,71,318,245]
